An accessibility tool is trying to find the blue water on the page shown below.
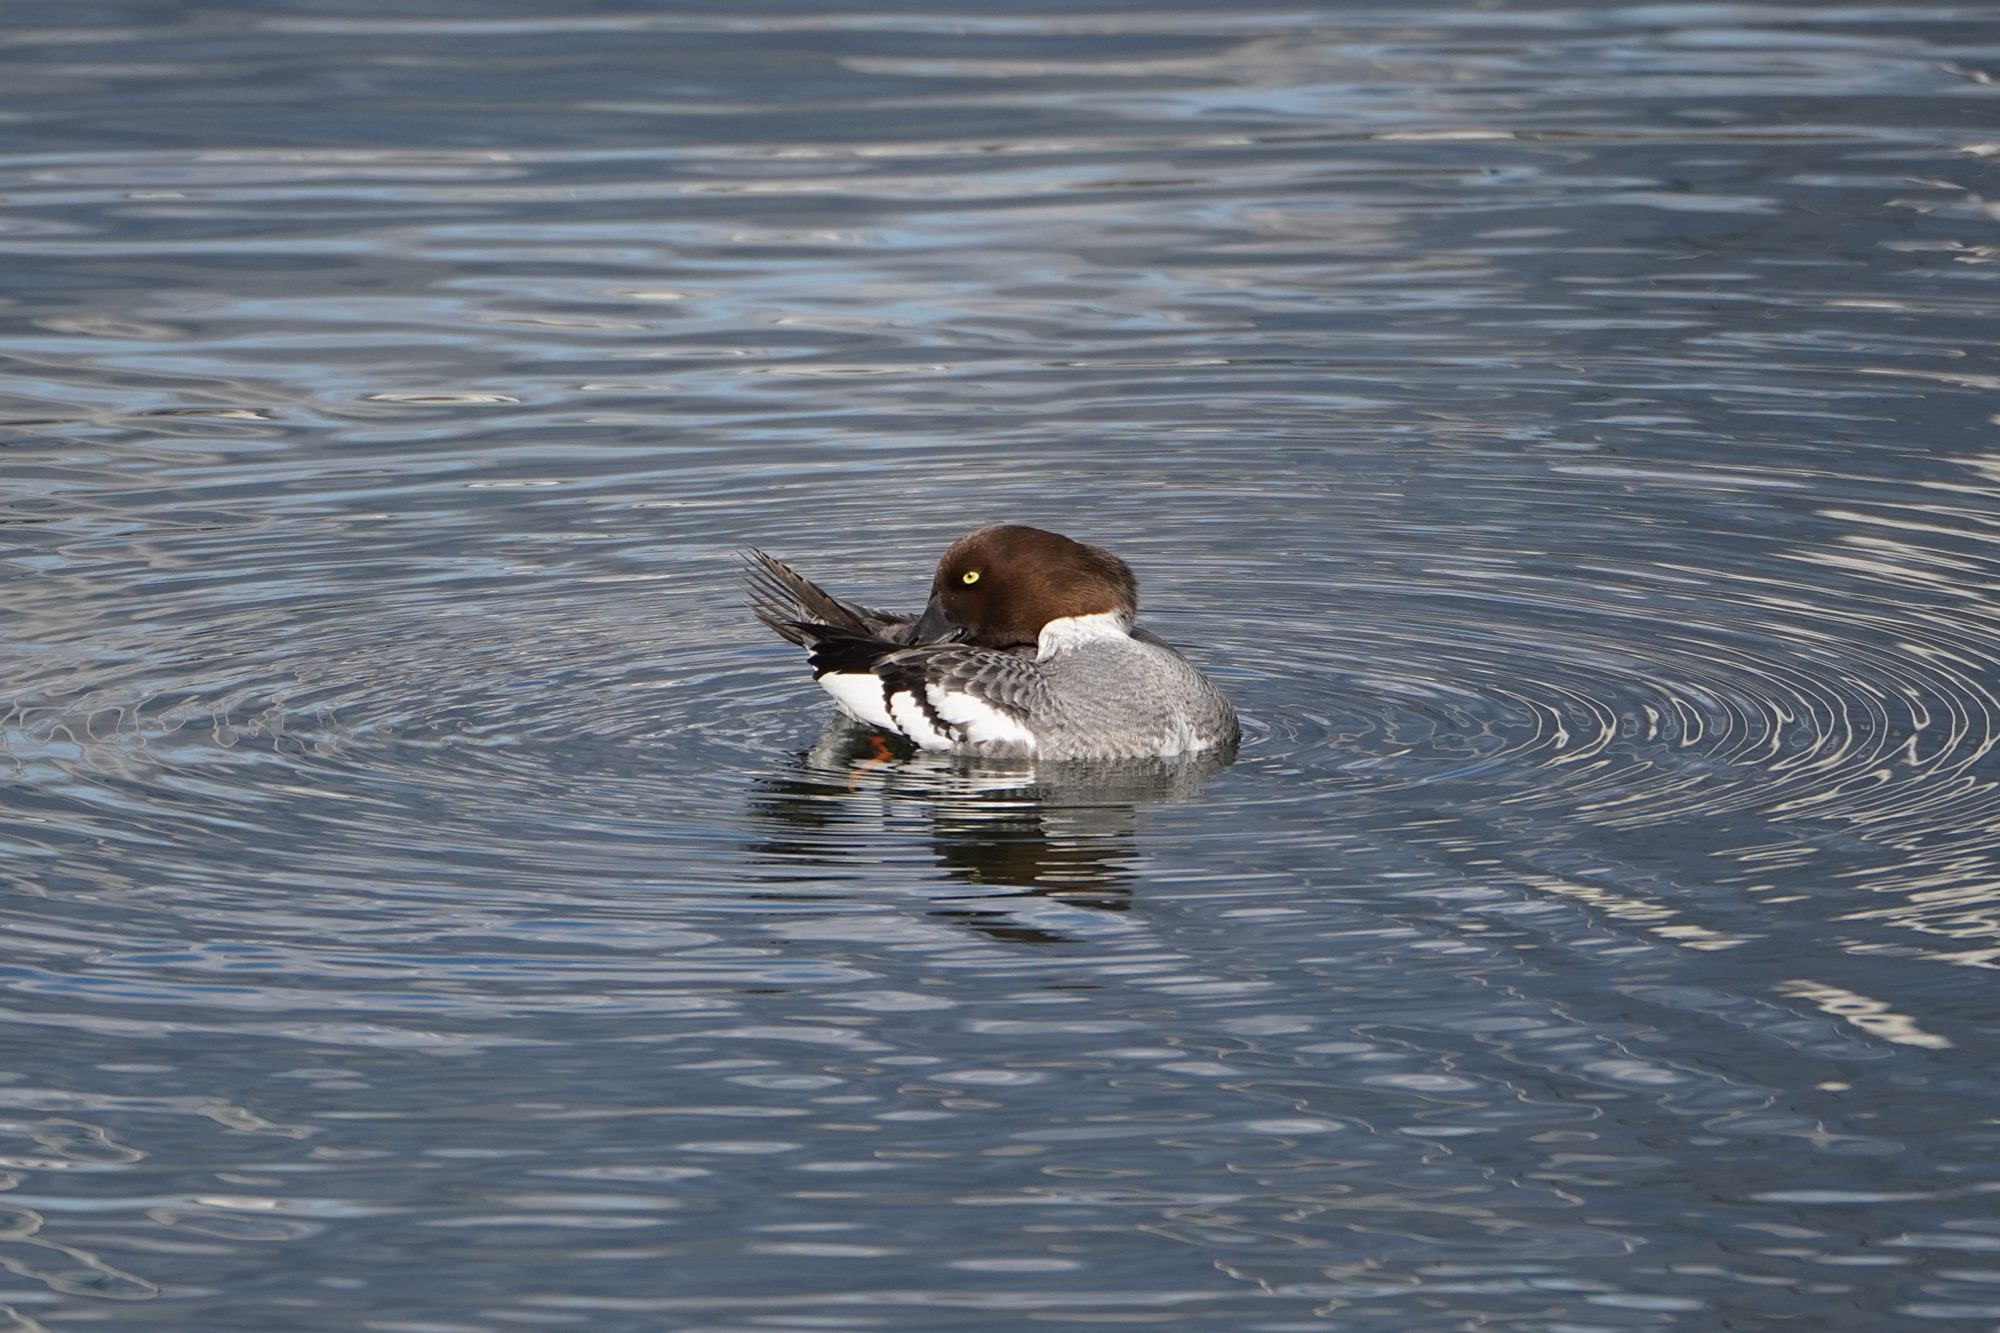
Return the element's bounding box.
[4,2,2000,1329]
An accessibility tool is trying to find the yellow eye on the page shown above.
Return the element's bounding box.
[961,569,981,585]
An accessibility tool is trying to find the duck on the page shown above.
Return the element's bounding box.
[744,524,1238,761]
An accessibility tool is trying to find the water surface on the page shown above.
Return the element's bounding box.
[3,2,2000,1329]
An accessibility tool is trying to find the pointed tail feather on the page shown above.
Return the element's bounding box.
[741,549,912,647]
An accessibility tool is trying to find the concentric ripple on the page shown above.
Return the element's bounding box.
[4,0,2000,1328]
[1245,535,2000,838]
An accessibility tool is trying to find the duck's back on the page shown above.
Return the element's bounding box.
[1033,628,1238,762]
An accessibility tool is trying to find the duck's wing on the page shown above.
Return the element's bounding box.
[804,636,1047,754]
[742,549,916,647]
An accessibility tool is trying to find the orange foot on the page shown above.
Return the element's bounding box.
[847,731,899,791]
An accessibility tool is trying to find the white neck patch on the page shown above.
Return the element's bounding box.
[1037,611,1131,660]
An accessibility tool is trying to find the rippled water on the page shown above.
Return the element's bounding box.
[4,1,2000,1328]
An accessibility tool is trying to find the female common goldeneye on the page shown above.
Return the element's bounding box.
[744,525,1238,761]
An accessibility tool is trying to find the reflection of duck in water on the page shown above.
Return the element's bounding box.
[744,525,1238,761]
[744,722,1234,946]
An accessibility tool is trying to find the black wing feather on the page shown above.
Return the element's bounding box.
[744,549,1047,751]
[895,646,1045,722]
[741,549,914,647]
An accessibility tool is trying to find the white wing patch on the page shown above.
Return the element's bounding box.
[817,671,898,733]
[815,655,1040,756]
[887,689,954,752]
[925,684,1037,753]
